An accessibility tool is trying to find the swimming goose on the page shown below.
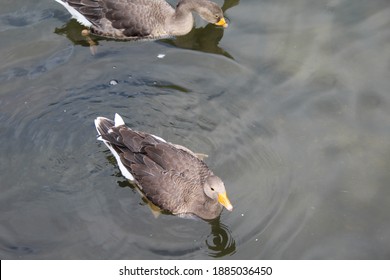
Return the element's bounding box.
[55,0,228,40]
[94,114,233,220]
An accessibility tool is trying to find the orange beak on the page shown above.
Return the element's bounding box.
[218,192,233,211]
[215,17,228,28]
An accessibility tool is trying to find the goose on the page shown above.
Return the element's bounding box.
[94,114,233,220]
[55,0,228,40]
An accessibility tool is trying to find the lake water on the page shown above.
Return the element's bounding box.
[1,0,390,259]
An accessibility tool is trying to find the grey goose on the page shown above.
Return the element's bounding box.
[55,0,228,40]
[94,114,233,220]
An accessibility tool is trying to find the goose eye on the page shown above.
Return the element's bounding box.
[210,187,215,191]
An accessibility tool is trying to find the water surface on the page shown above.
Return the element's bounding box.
[1,0,390,259]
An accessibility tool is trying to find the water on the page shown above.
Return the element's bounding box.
[1,0,390,259]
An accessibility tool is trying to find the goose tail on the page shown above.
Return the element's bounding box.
[94,114,135,181]
[55,0,93,27]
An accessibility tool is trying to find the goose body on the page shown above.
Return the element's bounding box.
[55,0,228,40]
[94,114,233,220]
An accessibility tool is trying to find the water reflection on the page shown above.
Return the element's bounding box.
[206,218,236,257]
[159,24,232,59]
[54,19,94,47]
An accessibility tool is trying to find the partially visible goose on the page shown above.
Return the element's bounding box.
[55,0,228,40]
[94,114,233,220]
